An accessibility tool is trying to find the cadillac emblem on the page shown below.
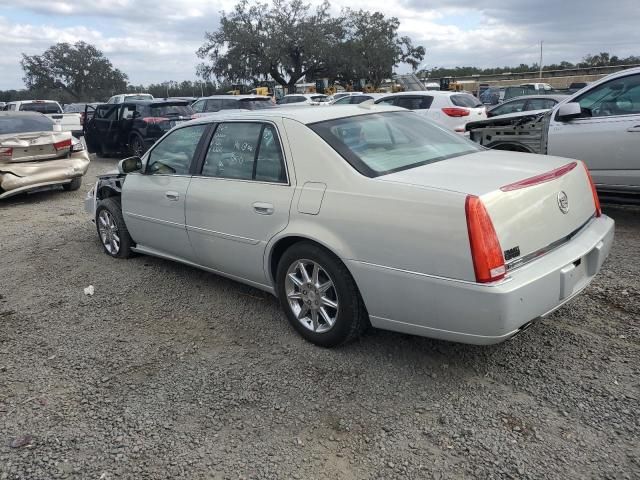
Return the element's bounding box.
[557,191,569,214]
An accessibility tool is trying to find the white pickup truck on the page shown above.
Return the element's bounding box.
[3,100,83,138]
[467,67,640,202]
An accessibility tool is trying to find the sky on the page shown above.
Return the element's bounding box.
[0,0,639,90]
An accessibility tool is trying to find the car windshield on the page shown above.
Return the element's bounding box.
[0,115,54,134]
[239,99,274,110]
[451,94,483,108]
[150,105,194,117]
[19,102,61,114]
[310,111,481,177]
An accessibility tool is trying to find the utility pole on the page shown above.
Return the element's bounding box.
[539,41,543,79]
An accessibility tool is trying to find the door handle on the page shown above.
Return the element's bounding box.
[253,202,274,215]
[165,191,180,201]
[627,125,640,132]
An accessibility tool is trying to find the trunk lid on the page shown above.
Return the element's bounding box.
[379,150,598,265]
[0,131,72,162]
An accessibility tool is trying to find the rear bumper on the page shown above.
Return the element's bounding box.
[0,153,90,198]
[347,214,615,345]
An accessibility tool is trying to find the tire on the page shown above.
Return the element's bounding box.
[129,134,146,157]
[276,242,368,347]
[63,176,82,191]
[95,197,133,259]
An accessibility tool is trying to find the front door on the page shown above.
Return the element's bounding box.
[548,72,640,190]
[185,121,294,286]
[85,104,118,154]
[122,123,209,262]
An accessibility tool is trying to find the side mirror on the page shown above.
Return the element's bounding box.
[556,102,582,121]
[118,156,142,174]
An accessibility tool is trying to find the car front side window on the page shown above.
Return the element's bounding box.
[577,74,640,118]
[146,125,207,176]
[191,100,205,113]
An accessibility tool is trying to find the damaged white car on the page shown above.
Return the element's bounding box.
[0,112,89,199]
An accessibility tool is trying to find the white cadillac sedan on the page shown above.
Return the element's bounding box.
[85,105,614,347]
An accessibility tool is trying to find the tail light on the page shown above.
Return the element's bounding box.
[142,117,169,124]
[442,107,470,117]
[581,162,601,217]
[465,195,506,283]
[0,147,13,159]
[53,138,72,151]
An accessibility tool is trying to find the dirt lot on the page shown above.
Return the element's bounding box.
[1,156,639,480]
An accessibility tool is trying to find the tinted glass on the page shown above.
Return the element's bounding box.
[19,102,61,114]
[333,96,352,105]
[150,105,193,116]
[201,123,286,182]
[352,96,374,104]
[0,115,54,134]
[287,96,305,104]
[191,99,206,113]
[239,99,274,110]
[492,99,526,115]
[576,74,640,117]
[95,106,118,120]
[375,97,396,105]
[202,123,262,180]
[310,111,481,177]
[311,95,329,102]
[205,99,223,112]
[451,94,483,108]
[255,125,286,183]
[221,99,239,110]
[396,96,433,110]
[63,103,86,113]
[146,125,207,175]
[526,98,557,110]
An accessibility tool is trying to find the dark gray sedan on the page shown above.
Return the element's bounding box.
[487,94,569,118]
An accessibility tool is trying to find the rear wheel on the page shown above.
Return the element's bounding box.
[63,176,82,191]
[276,242,368,347]
[95,197,132,258]
[129,134,146,157]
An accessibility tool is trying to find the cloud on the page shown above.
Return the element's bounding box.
[0,0,639,90]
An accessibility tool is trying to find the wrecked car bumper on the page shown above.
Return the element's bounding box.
[0,152,90,199]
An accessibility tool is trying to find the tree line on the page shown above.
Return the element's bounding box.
[421,53,640,79]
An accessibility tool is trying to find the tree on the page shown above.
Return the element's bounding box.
[21,42,128,101]
[198,0,344,93]
[338,10,425,88]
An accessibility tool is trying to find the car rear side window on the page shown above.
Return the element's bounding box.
[146,125,207,176]
[450,94,483,108]
[396,96,433,110]
[19,102,61,114]
[201,122,286,183]
[0,115,54,134]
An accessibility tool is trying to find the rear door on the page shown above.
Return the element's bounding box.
[185,121,294,285]
[548,72,640,190]
[122,123,209,262]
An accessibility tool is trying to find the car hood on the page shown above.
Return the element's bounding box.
[377,149,575,197]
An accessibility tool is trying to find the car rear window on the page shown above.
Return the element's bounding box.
[450,94,483,108]
[150,105,194,117]
[309,111,481,178]
[239,98,274,110]
[0,115,54,134]
[19,102,61,114]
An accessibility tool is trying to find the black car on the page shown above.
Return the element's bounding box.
[84,100,194,156]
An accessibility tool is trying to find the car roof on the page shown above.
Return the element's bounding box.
[201,95,271,100]
[185,104,405,126]
[498,94,569,103]
[6,100,58,104]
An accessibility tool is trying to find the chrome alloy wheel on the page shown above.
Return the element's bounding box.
[98,209,120,255]
[285,259,339,333]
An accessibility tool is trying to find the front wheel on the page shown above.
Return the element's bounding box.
[129,134,146,157]
[95,197,133,258]
[276,242,368,347]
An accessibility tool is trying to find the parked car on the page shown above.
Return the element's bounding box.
[330,93,385,105]
[63,102,99,126]
[0,112,89,199]
[0,102,6,110]
[479,87,505,105]
[84,99,194,157]
[467,67,640,200]
[487,95,569,118]
[3,100,82,137]
[106,93,154,104]
[374,91,487,132]
[277,94,329,106]
[191,95,274,117]
[85,105,613,347]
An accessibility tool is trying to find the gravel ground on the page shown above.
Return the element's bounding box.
[1,155,639,480]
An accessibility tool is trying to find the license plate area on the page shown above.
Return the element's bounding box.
[559,241,603,300]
